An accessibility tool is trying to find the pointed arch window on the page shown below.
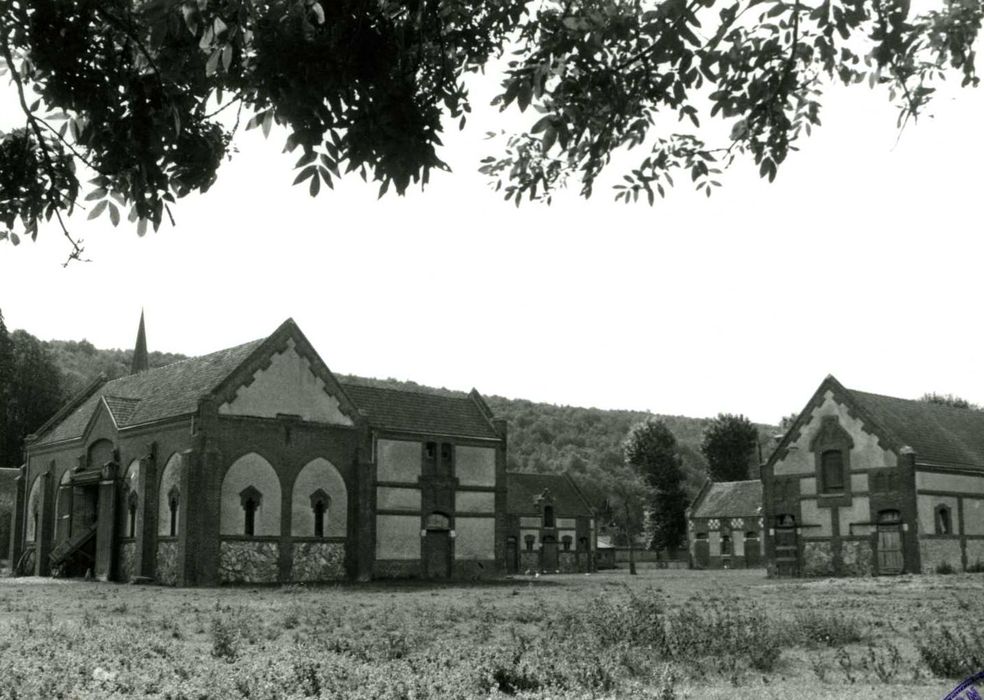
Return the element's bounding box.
[935,505,953,535]
[821,450,845,493]
[310,489,330,538]
[240,486,262,537]
[168,487,180,537]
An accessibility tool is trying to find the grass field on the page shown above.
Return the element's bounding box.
[0,566,979,699]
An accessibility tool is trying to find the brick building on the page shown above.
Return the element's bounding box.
[763,375,984,577]
[8,317,508,584]
[687,479,763,569]
[505,472,596,574]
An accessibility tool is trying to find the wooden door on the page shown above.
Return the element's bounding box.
[877,526,904,574]
[426,531,450,579]
[542,536,558,571]
[694,536,710,568]
[744,534,761,567]
[774,524,798,577]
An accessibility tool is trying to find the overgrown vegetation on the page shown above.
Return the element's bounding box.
[0,569,972,698]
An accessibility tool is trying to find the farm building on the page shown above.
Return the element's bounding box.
[763,374,984,577]
[505,472,596,574]
[687,479,763,569]
[8,316,508,585]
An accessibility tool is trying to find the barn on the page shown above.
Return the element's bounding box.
[7,316,508,584]
[504,472,596,574]
[687,479,763,569]
[763,374,984,576]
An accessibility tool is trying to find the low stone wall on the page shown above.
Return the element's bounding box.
[219,540,280,584]
[920,538,963,573]
[374,560,420,578]
[156,541,178,586]
[559,551,577,573]
[117,541,136,582]
[841,540,873,576]
[292,542,345,582]
[519,551,539,573]
[802,541,835,577]
[965,540,984,569]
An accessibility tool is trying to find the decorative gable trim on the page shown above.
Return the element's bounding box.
[210,318,362,427]
[79,396,119,445]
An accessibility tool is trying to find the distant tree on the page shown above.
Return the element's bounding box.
[777,412,799,434]
[920,393,980,410]
[602,462,649,576]
[623,417,688,554]
[4,330,63,466]
[0,310,12,468]
[701,413,759,482]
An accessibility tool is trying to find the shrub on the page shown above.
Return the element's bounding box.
[917,624,984,678]
[862,641,903,683]
[966,560,984,573]
[791,608,864,647]
[936,561,957,575]
[209,615,238,661]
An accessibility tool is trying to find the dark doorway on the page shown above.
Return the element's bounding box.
[877,510,904,574]
[542,535,558,571]
[694,534,709,568]
[426,531,451,579]
[506,536,518,574]
[744,533,761,567]
[774,515,798,577]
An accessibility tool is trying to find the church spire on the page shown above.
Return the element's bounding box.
[131,310,149,374]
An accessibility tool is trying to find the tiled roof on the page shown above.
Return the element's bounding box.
[848,388,984,469]
[692,480,762,519]
[37,339,264,445]
[506,472,593,516]
[340,384,500,439]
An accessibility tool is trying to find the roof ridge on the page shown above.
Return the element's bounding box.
[102,337,264,387]
[341,382,470,401]
[848,387,984,416]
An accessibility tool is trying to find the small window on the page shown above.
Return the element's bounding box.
[579,536,588,550]
[821,450,845,492]
[314,501,326,538]
[543,505,555,528]
[776,514,796,528]
[562,535,572,551]
[240,486,262,537]
[745,531,758,540]
[127,492,138,538]
[440,443,453,464]
[524,534,535,551]
[425,442,436,460]
[878,509,902,524]
[935,505,952,535]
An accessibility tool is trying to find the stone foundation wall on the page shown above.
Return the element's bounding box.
[292,542,345,582]
[965,540,984,569]
[117,541,136,582]
[559,552,577,573]
[802,541,835,577]
[841,540,873,576]
[219,540,280,584]
[156,541,178,586]
[920,539,963,573]
[519,551,539,573]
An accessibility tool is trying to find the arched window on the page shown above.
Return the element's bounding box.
[127,492,138,538]
[240,486,262,537]
[310,489,330,538]
[562,535,573,551]
[821,450,845,492]
[935,505,952,535]
[878,509,901,524]
[524,534,535,551]
[543,505,555,528]
[168,487,180,537]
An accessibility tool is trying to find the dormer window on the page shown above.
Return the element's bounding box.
[821,450,845,493]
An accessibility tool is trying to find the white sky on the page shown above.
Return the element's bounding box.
[1,52,982,426]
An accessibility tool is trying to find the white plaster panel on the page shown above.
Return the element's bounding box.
[455,518,495,560]
[709,530,721,556]
[556,517,577,528]
[838,496,870,535]
[376,515,421,560]
[851,473,869,493]
[158,453,182,536]
[218,340,353,425]
[732,529,745,557]
[291,458,347,537]
[376,487,421,512]
[377,439,421,482]
[918,494,960,535]
[220,453,282,536]
[520,516,541,527]
[800,477,816,496]
[801,498,832,537]
[774,391,897,476]
[916,471,984,494]
[963,499,984,536]
[455,446,496,486]
[455,491,495,513]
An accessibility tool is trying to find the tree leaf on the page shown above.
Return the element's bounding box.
[88,200,108,220]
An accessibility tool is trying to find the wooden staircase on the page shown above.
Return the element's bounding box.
[49,523,97,570]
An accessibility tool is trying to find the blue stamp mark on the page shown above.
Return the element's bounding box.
[945,671,984,700]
